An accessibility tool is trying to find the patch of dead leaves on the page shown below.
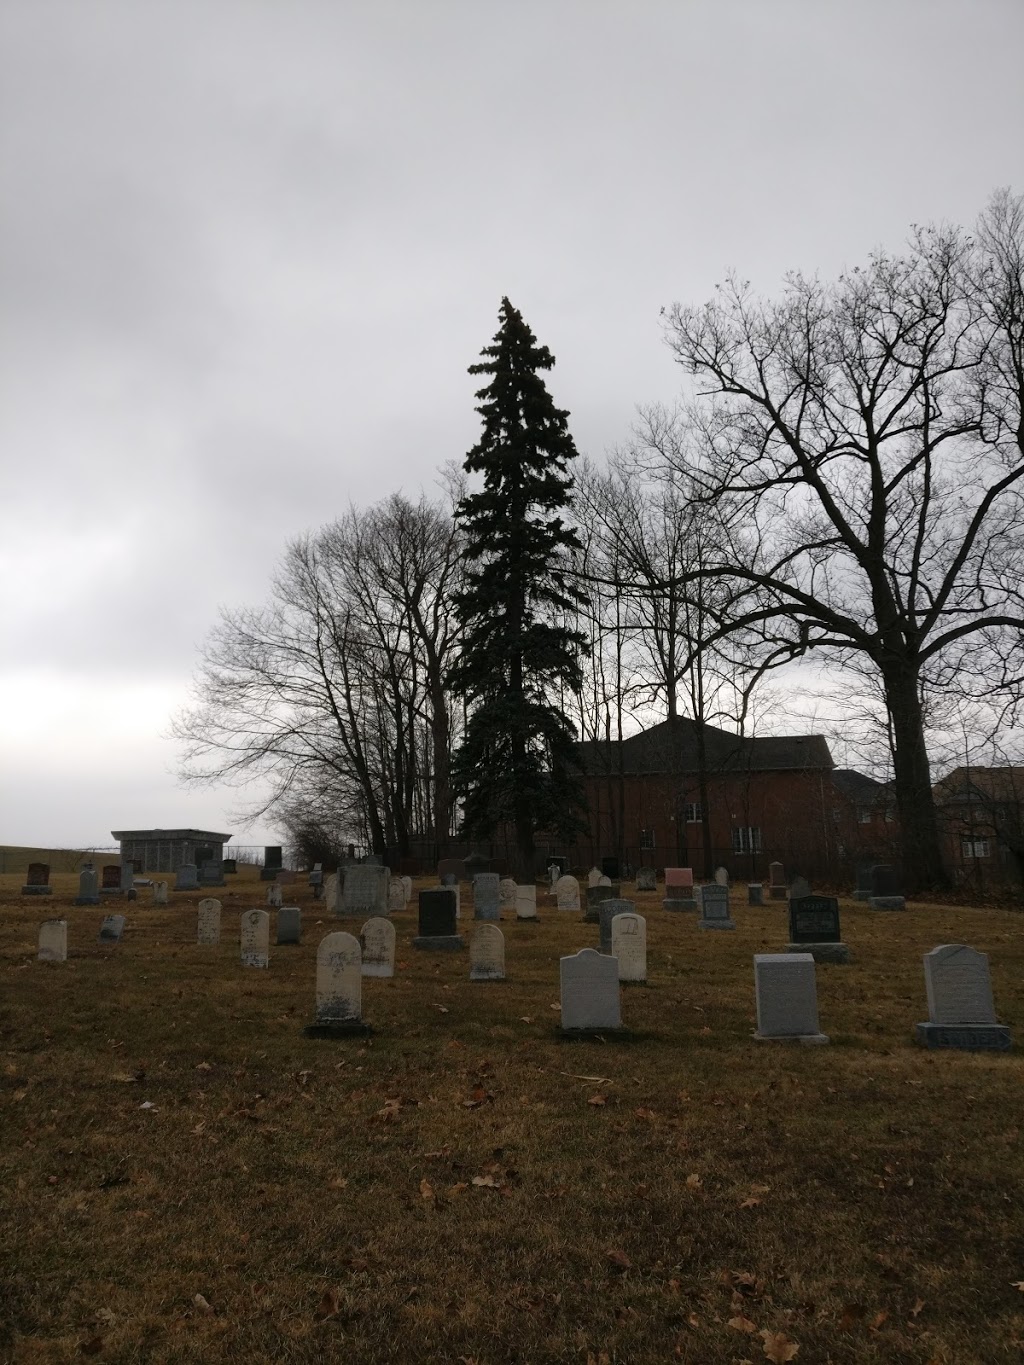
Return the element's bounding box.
[760,1327,799,1361]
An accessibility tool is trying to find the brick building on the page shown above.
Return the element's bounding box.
[932,766,1024,887]
[568,717,858,881]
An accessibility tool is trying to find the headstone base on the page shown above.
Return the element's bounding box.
[915,1022,1011,1051]
[663,897,697,912]
[852,889,871,901]
[514,913,539,922]
[560,1026,630,1039]
[869,896,906,910]
[785,942,850,964]
[753,1030,830,1045]
[413,935,465,951]
[101,888,137,900]
[304,1021,373,1038]
[74,895,101,906]
[21,886,53,896]
[361,964,394,978]
[470,969,506,982]
[699,917,736,931]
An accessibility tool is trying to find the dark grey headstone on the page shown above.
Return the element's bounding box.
[584,882,621,923]
[176,863,199,891]
[748,882,763,906]
[788,875,811,900]
[98,914,126,944]
[635,866,656,892]
[870,864,900,896]
[276,906,302,945]
[788,896,841,945]
[697,883,735,930]
[75,864,100,905]
[473,872,501,920]
[101,864,121,890]
[599,898,634,953]
[199,859,225,887]
[414,888,463,949]
[852,863,873,900]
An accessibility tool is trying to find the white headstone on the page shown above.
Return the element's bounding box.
[266,882,283,908]
[401,875,412,904]
[714,865,729,886]
[38,919,67,962]
[597,874,612,887]
[515,884,538,920]
[611,912,647,982]
[470,924,505,980]
[587,867,602,888]
[343,865,390,916]
[240,909,270,968]
[498,877,517,911]
[197,898,221,945]
[324,871,340,913]
[152,880,168,905]
[360,916,396,977]
[923,944,997,1024]
[548,862,560,887]
[753,954,828,1042]
[554,874,581,912]
[315,931,362,1024]
[560,948,621,1031]
[387,879,405,913]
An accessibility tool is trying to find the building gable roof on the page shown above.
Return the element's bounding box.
[576,717,833,777]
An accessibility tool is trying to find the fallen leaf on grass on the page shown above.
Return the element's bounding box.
[549,1003,561,1012]
[472,1174,498,1188]
[728,1315,759,1334]
[909,1298,925,1318]
[739,1197,762,1209]
[588,1094,607,1106]
[139,1102,157,1111]
[315,1288,340,1321]
[447,1183,468,1196]
[193,1294,213,1315]
[195,1062,212,1072]
[419,1179,434,1200]
[375,1099,402,1122]
[635,1107,657,1121]
[606,1248,632,1271]
[685,1173,701,1189]
[433,1004,449,1014]
[1012,1281,1024,1292]
[560,1072,613,1082]
[519,1016,534,1023]
[868,1310,888,1332]
[760,1328,799,1361]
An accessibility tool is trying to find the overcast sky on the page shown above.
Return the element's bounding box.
[2,0,1022,850]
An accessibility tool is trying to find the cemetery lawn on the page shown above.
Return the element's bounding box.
[2,878,1023,1364]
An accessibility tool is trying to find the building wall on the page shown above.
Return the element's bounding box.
[118,836,226,873]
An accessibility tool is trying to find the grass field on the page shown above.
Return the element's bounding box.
[2,874,1022,1363]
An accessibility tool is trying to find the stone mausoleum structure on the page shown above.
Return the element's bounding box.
[111,828,232,875]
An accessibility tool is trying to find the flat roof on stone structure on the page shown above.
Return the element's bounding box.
[111,828,233,841]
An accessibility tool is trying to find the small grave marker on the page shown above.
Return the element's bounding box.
[869,864,906,910]
[635,867,656,892]
[360,916,396,977]
[768,862,787,901]
[584,882,620,923]
[560,948,622,1033]
[663,867,696,911]
[753,954,829,1043]
[387,879,405,913]
[75,863,100,905]
[343,865,390,916]
[240,909,270,967]
[414,889,463,950]
[470,924,505,980]
[266,882,283,908]
[714,865,729,886]
[276,906,302,945]
[515,884,538,920]
[98,914,126,945]
[305,932,369,1035]
[599,897,633,953]
[587,866,602,888]
[611,912,646,982]
[554,874,580,912]
[22,862,52,896]
[747,882,763,906]
[498,877,517,911]
[38,919,68,962]
[152,881,168,906]
[786,895,849,963]
[197,898,221,945]
[176,863,199,891]
[698,883,736,930]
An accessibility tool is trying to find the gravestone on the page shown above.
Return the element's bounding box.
[360,916,396,977]
[266,882,283,908]
[599,897,633,953]
[635,866,656,892]
[852,863,873,901]
[176,863,199,891]
[753,953,829,1043]
[585,882,620,923]
[554,874,581,912]
[120,860,136,894]
[22,862,52,896]
[441,872,458,886]
[261,846,283,881]
[343,864,390,916]
[597,874,612,887]
[548,862,561,888]
[748,882,764,906]
[788,875,811,901]
[414,888,463,950]
[401,875,412,904]
[199,858,225,887]
[560,948,622,1033]
[388,879,406,913]
[698,882,736,930]
[714,865,729,886]
[437,857,467,883]
[276,906,302,945]
[98,914,126,945]
[223,858,237,874]
[515,884,538,920]
[611,912,647,982]
[587,867,602,888]
[306,931,369,1035]
[38,919,68,962]
[362,854,383,867]
[75,864,100,905]
[197,898,221,945]
[308,863,324,898]
[473,872,501,920]
[869,864,906,910]
[240,909,270,967]
[102,864,121,891]
[916,944,1011,1050]
[664,866,696,912]
[324,871,341,913]
[768,862,787,901]
[470,924,505,981]
[786,894,849,963]
[152,880,168,906]
[498,877,517,911]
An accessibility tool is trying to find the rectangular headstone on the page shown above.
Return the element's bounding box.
[199,858,225,887]
[635,867,656,892]
[176,863,199,891]
[697,883,735,930]
[473,873,501,920]
[152,880,169,905]
[584,882,620,923]
[753,954,828,1042]
[852,863,873,900]
[38,919,68,961]
[748,882,764,905]
[768,861,787,900]
[75,864,100,905]
[560,948,621,1032]
[469,924,505,980]
[324,871,340,913]
[102,864,121,890]
[120,860,135,893]
[240,909,270,967]
[266,882,283,907]
[599,897,634,953]
[22,862,52,895]
[869,863,905,909]
[665,867,693,890]
[498,877,517,911]
[276,906,302,945]
[788,895,841,944]
[98,914,126,945]
[414,888,463,949]
[917,944,1010,1049]
[197,898,221,945]
[611,912,646,982]
[360,916,396,977]
[515,884,538,920]
[401,874,412,904]
[437,857,467,882]
[343,865,390,916]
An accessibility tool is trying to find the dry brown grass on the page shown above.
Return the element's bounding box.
[2,873,1022,1363]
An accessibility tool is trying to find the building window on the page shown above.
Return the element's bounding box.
[731,826,762,853]
[961,836,991,859]
[684,803,704,823]
[639,828,655,850]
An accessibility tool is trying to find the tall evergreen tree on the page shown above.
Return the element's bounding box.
[450,298,590,877]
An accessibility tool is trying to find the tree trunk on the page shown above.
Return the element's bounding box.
[881,661,949,893]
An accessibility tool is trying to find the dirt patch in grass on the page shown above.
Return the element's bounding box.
[2,875,1022,1362]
